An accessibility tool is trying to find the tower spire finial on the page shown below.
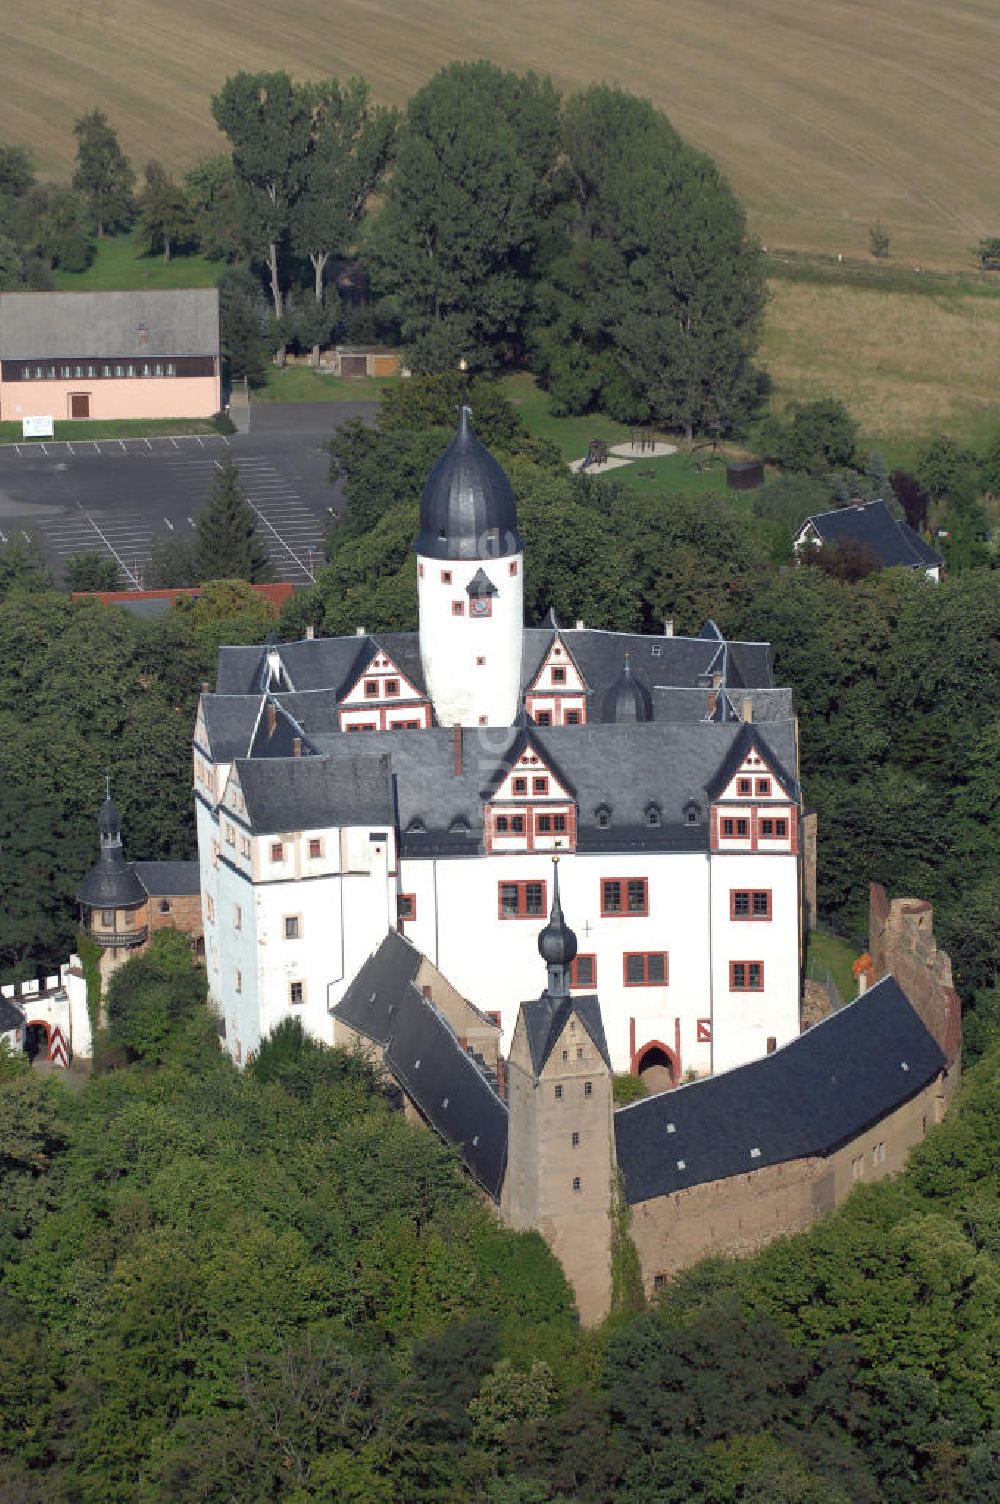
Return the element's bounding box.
[538,853,578,998]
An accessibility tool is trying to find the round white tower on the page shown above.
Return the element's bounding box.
[416,405,524,727]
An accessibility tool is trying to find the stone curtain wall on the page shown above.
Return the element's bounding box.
[869,884,962,1066]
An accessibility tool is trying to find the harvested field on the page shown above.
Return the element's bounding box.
[761,279,1000,450]
[5,2,1000,268]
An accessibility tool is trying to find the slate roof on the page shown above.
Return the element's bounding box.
[333,931,508,1199]
[0,289,220,359]
[521,993,612,1077]
[233,754,394,834]
[704,722,799,801]
[77,846,148,908]
[415,407,523,562]
[334,928,422,1045]
[614,977,946,1204]
[132,861,201,897]
[799,501,942,571]
[214,634,428,700]
[0,997,25,1034]
[302,720,797,854]
[197,696,262,762]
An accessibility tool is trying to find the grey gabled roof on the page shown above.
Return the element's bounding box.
[703,722,799,802]
[800,500,943,570]
[198,695,262,761]
[303,719,798,854]
[215,634,429,701]
[334,931,508,1199]
[131,861,201,897]
[521,992,612,1077]
[234,753,393,834]
[334,928,422,1045]
[614,977,946,1204]
[0,289,220,359]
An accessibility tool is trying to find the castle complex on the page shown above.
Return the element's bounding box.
[194,407,808,1078]
[62,406,960,1322]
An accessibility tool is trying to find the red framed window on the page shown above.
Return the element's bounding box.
[755,777,771,796]
[441,570,452,584]
[385,678,400,697]
[509,561,518,576]
[476,656,486,666]
[759,817,788,838]
[513,776,528,795]
[721,817,749,838]
[452,600,464,617]
[498,880,547,919]
[601,877,648,916]
[566,710,581,725]
[364,678,378,698]
[308,838,322,858]
[270,842,284,862]
[730,961,765,991]
[624,952,669,986]
[397,893,416,922]
[346,722,376,732]
[731,889,772,920]
[485,1009,502,1028]
[533,776,549,795]
[495,815,509,833]
[552,666,567,684]
[570,954,597,989]
[535,710,552,725]
[737,777,752,795]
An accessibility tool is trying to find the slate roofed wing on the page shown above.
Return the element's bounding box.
[233,753,393,833]
[614,977,946,1203]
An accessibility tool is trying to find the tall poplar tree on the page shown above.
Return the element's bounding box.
[192,458,272,583]
[212,72,314,363]
[293,77,397,365]
[71,109,134,237]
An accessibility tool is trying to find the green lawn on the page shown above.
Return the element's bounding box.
[51,230,221,292]
[253,365,401,404]
[502,372,736,496]
[0,415,225,444]
[806,927,860,1007]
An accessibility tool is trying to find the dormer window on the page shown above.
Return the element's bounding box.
[595,805,612,829]
[645,802,662,828]
[406,816,426,834]
[685,803,700,826]
[449,816,471,834]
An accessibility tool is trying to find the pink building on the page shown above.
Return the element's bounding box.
[0,289,220,423]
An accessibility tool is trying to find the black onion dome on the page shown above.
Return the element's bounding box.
[537,864,578,968]
[415,406,523,561]
[602,655,653,724]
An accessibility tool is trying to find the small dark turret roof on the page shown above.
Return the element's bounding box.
[415,406,523,561]
[466,567,499,597]
[602,657,653,724]
[77,799,147,910]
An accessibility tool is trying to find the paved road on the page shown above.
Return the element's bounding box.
[0,401,378,588]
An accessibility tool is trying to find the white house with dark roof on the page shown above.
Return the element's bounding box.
[0,289,220,423]
[794,499,943,580]
[195,407,809,1077]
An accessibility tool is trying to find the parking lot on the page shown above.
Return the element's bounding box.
[0,402,376,588]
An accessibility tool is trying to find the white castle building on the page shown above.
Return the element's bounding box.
[195,408,809,1080]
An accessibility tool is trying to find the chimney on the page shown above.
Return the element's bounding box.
[292,736,302,758]
[664,619,674,637]
[355,626,365,636]
[741,696,754,723]
[201,680,211,694]
[574,619,585,630]
[453,725,463,776]
[305,624,314,640]
[266,702,276,736]
[711,671,723,691]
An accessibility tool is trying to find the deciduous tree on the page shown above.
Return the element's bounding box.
[71,109,134,237]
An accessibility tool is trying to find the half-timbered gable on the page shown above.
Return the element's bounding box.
[339,644,432,732]
[485,734,578,854]
[525,632,589,726]
[706,725,799,855]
